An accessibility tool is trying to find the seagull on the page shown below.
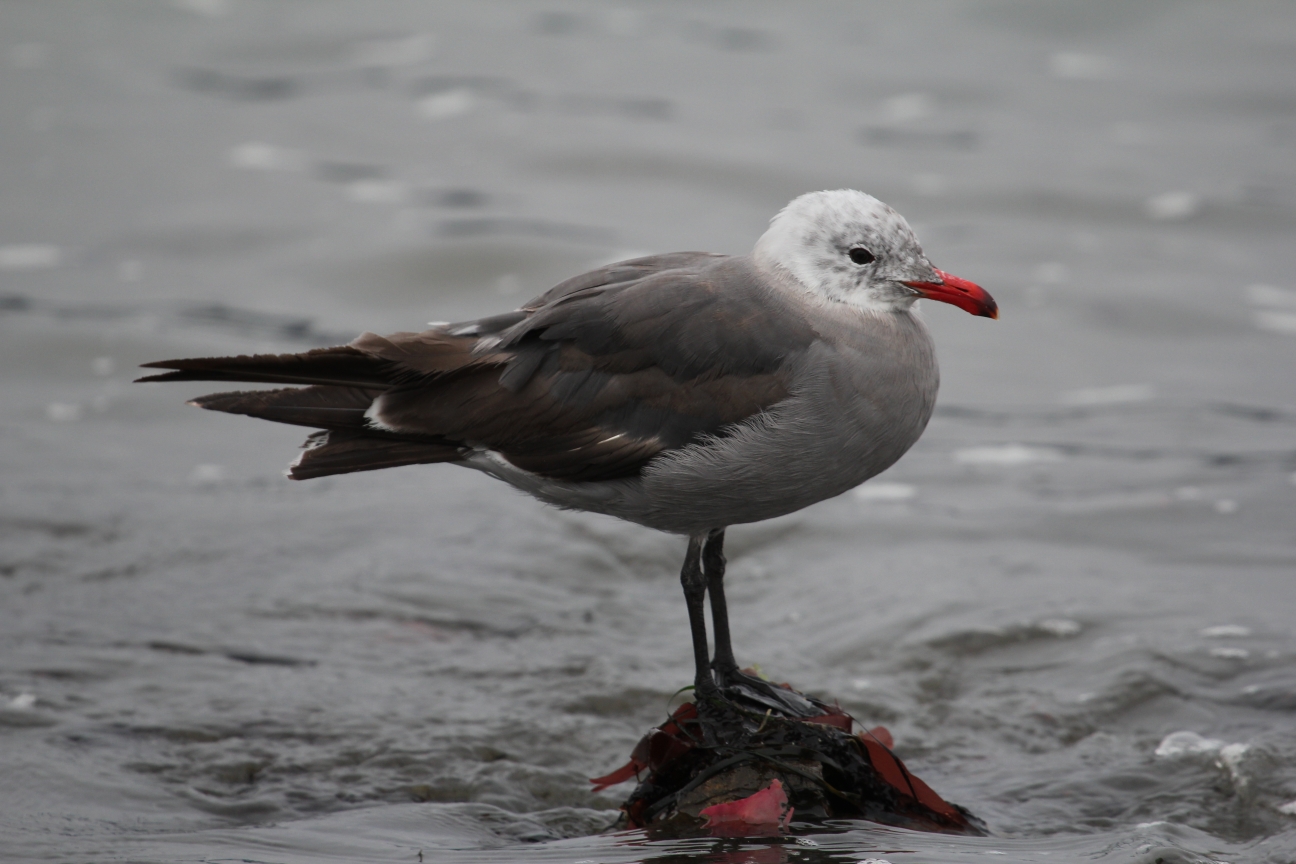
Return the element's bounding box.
[139,190,996,715]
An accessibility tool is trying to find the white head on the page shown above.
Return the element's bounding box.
[753,190,942,313]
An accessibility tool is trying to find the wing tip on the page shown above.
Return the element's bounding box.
[135,360,193,382]
[135,371,183,384]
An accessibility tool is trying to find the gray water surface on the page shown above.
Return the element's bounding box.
[2,2,1295,862]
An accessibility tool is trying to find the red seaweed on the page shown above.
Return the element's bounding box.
[592,679,984,836]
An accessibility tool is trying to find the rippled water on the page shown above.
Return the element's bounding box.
[2,2,1295,862]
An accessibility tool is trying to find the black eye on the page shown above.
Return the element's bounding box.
[848,247,875,265]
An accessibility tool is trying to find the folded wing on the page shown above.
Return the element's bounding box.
[138,253,815,482]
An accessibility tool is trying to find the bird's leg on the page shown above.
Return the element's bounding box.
[680,534,717,698]
[703,528,740,681]
[702,528,823,718]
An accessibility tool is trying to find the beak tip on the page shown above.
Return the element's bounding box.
[907,272,998,319]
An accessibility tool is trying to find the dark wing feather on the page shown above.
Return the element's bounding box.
[138,253,815,482]
[183,385,466,478]
[372,255,815,480]
[290,430,462,480]
[137,345,388,387]
[189,385,382,430]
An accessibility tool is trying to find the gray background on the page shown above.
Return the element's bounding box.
[2,2,1294,862]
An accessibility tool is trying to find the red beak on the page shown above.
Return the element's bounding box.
[903,269,998,319]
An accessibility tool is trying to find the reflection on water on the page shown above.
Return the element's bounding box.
[1,1,1295,862]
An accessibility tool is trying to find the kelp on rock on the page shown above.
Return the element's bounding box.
[591,678,985,836]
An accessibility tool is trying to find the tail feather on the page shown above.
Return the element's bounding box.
[289,430,462,480]
[139,334,491,480]
[185,382,464,480]
[189,385,382,430]
[136,345,389,388]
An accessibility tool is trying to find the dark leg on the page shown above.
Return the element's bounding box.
[680,534,717,697]
[703,528,740,678]
[702,528,822,718]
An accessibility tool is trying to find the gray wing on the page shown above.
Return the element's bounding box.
[140,253,818,482]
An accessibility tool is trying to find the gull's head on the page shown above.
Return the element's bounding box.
[753,189,996,318]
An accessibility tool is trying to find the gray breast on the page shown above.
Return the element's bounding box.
[556,310,935,534]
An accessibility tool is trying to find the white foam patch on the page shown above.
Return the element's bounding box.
[853,482,916,502]
[46,402,81,422]
[1049,52,1116,80]
[1209,646,1250,659]
[1059,383,1154,406]
[1245,283,1296,308]
[1155,731,1227,758]
[954,444,1062,466]
[418,89,473,119]
[1039,619,1082,637]
[1248,285,1296,333]
[1253,310,1296,335]
[1219,742,1250,788]
[188,464,226,485]
[229,142,306,172]
[1201,624,1252,638]
[8,693,36,710]
[878,92,933,124]
[0,244,61,270]
[1145,191,1201,221]
[346,180,408,204]
[1278,800,1296,816]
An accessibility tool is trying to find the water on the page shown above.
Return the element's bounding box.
[2,2,1295,861]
